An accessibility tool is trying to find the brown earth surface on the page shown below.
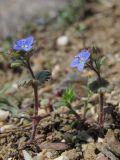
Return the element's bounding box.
[0,0,120,160]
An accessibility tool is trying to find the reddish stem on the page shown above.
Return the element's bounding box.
[29,84,39,142]
[87,61,104,126]
[27,59,39,142]
[98,91,104,126]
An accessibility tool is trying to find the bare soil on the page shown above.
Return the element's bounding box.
[0,0,120,159]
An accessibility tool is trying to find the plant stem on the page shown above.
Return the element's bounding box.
[27,59,35,79]
[98,91,104,126]
[96,72,105,126]
[27,59,39,142]
[29,84,39,142]
[68,104,80,120]
[83,100,88,120]
[93,68,104,126]
[87,61,104,126]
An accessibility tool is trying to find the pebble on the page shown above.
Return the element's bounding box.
[56,35,69,46]
[0,109,10,122]
[22,150,33,160]
[54,155,69,160]
[38,109,47,115]
[0,124,15,133]
[96,153,108,160]
[36,151,45,160]
[97,138,104,143]
[52,65,61,79]
[62,149,81,160]
[36,150,59,160]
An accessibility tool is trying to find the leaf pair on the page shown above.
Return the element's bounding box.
[18,70,51,87]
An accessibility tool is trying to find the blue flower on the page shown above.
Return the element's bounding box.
[13,36,34,52]
[70,50,91,71]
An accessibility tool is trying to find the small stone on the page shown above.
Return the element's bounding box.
[0,109,10,122]
[22,150,33,160]
[82,144,87,151]
[40,99,49,108]
[84,143,96,160]
[56,35,69,46]
[52,65,61,79]
[36,150,46,160]
[62,149,81,160]
[54,155,69,160]
[46,151,54,158]
[97,153,108,160]
[0,124,15,133]
[97,138,104,143]
[38,109,47,115]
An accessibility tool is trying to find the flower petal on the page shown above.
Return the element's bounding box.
[13,39,24,51]
[25,36,34,46]
[15,39,24,46]
[70,58,79,68]
[13,44,22,51]
[77,62,85,71]
[77,50,91,61]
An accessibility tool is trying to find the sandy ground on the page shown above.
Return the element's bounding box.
[0,0,71,36]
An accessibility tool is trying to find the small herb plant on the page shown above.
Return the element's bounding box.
[70,48,108,126]
[62,88,80,119]
[10,36,51,142]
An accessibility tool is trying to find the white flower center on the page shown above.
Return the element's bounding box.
[22,44,28,48]
[80,57,85,63]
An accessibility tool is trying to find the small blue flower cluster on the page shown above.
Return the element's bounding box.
[13,36,34,52]
[13,36,90,72]
[70,50,90,71]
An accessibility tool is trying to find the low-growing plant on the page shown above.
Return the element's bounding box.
[62,88,80,119]
[70,47,108,126]
[9,36,51,142]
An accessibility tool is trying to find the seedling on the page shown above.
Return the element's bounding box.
[62,88,80,119]
[9,36,51,142]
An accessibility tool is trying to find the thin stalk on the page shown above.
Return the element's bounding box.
[92,65,104,126]
[87,61,104,126]
[27,59,35,79]
[98,91,104,126]
[94,70,104,126]
[29,84,39,142]
[26,59,39,142]
[83,100,88,120]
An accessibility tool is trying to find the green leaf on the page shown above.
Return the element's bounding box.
[62,88,75,105]
[11,59,26,68]
[0,83,13,95]
[0,97,19,115]
[88,77,109,93]
[35,70,51,85]
[18,71,51,87]
[18,77,33,87]
[100,57,106,65]
[11,51,26,58]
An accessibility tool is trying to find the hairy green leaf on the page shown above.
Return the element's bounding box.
[11,59,26,68]
[35,70,51,85]
[88,77,109,93]
[18,77,33,87]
